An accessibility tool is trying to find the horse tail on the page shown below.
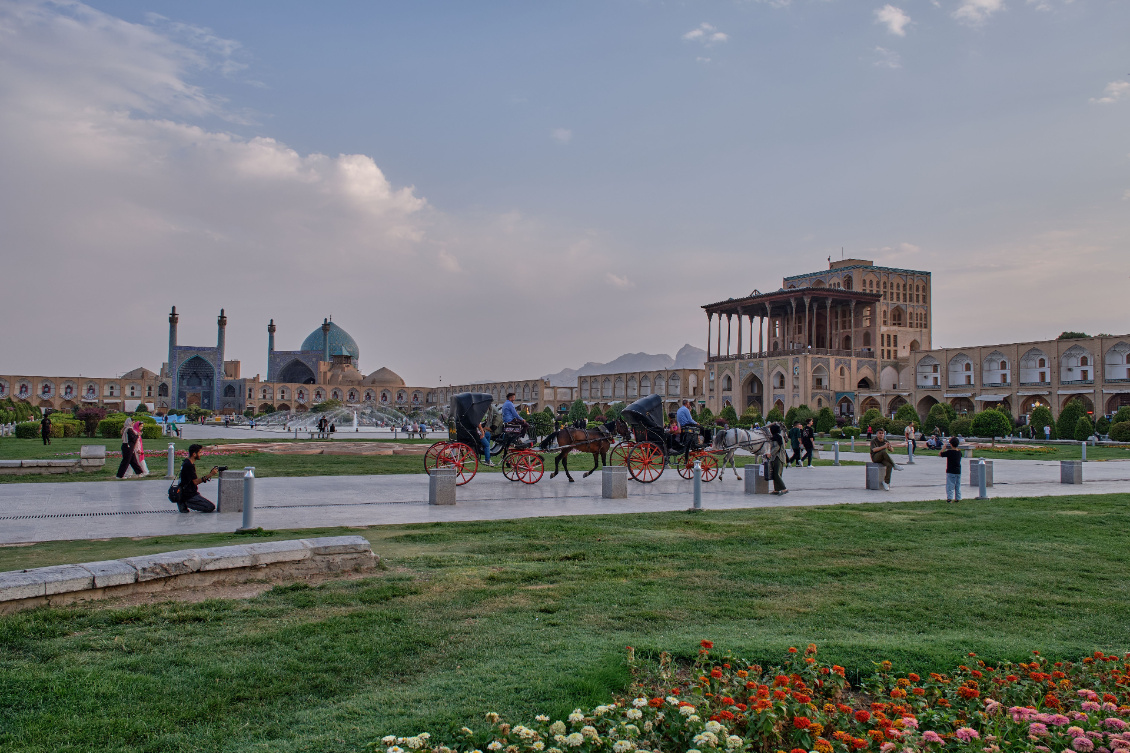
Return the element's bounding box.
[538,430,556,451]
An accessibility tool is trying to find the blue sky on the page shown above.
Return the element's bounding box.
[0,0,1126,383]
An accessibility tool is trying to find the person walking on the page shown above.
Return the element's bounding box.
[175,444,217,512]
[40,413,52,446]
[123,421,150,477]
[116,419,144,478]
[904,421,917,463]
[801,418,816,467]
[940,436,963,503]
[787,421,803,467]
[768,423,788,495]
[869,428,901,490]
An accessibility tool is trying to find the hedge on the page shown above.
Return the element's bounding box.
[15,420,82,439]
[971,409,1011,439]
[840,426,861,438]
[1110,421,1130,442]
[950,416,973,437]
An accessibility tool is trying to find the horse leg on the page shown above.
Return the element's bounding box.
[731,451,742,480]
[583,450,599,478]
[550,450,561,479]
[563,451,574,482]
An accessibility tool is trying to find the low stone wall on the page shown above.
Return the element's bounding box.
[0,445,107,475]
[0,535,377,614]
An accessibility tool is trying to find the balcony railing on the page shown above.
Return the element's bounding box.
[1059,379,1094,386]
[1106,378,1130,384]
[917,382,942,390]
[709,347,877,362]
[1019,381,1051,387]
[947,383,976,389]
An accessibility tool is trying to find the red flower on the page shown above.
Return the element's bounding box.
[793,717,812,730]
[788,647,799,653]
[711,668,723,679]
[649,698,664,708]
[701,640,714,649]
[792,692,812,704]
[854,710,871,723]
[719,710,736,721]
[774,675,791,687]
[774,689,789,700]
[720,696,735,706]
[908,673,920,682]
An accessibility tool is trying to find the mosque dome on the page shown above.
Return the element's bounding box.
[362,367,406,387]
[301,320,359,365]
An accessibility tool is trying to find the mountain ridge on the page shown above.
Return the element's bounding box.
[542,344,706,387]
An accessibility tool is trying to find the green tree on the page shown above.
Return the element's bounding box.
[1057,331,1089,340]
[525,410,554,440]
[1029,405,1055,439]
[588,403,605,421]
[950,416,973,437]
[1073,415,1094,442]
[697,406,715,425]
[765,406,784,423]
[814,407,836,434]
[1110,421,1130,442]
[1113,406,1130,426]
[894,403,919,425]
[1056,399,1086,441]
[133,403,149,413]
[1095,416,1110,435]
[971,409,1011,441]
[605,402,627,421]
[923,403,951,434]
[566,399,588,425]
[719,404,739,425]
[859,408,887,433]
[311,399,342,413]
[785,404,814,428]
[739,405,760,422]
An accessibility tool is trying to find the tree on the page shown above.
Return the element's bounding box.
[785,404,814,428]
[971,409,1011,442]
[75,406,107,438]
[923,403,951,435]
[133,403,149,413]
[894,403,919,425]
[1056,399,1086,441]
[567,399,588,425]
[950,416,973,437]
[859,408,887,433]
[1029,405,1055,439]
[698,406,715,425]
[1113,407,1130,426]
[588,402,605,421]
[311,399,342,413]
[526,410,554,440]
[1110,421,1130,442]
[605,402,627,421]
[814,407,836,434]
[543,406,554,416]
[719,404,739,425]
[1057,331,1089,340]
[1096,416,1110,435]
[766,407,784,424]
[1074,415,1094,442]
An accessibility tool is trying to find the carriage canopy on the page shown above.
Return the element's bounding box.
[622,394,665,431]
[450,393,493,431]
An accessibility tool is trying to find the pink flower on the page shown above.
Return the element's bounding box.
[1073,737,1096,752]
[956,728,980,742]
[1085,703,1103,712]
[1080,690,1100,700]
[1107,720,1130,732]
[902,717,920,729]
[1069,728,1087,738]
[881,743,896,753]
[985,701,1002,716]
[1030,723,1050,738]
[1052,715,1071,726]
[923,731,944,744]
[1012,707,1038,723]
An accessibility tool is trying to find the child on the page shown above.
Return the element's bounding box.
[940,436,962,502]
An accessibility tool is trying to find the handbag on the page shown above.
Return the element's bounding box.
[762,458,771,481]
[167,482,181,504]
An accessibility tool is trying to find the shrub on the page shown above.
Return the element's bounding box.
[697,406,715,425]
[765,407,784,423]
[1029,405,1055,439]
[922,403,950,434]
[841,426,861,438]
[605,402,626,421]
[1074,415,1094,442]
[566,399,588,425]
[97,413,129,439]
[141,424,164,440]
[1110,421,1130,442]
[15,422,38,439]
[784,404,813,428]
[587,403,604,421]
[829,427,843,438]
[133,403,148,413]
[859,408,888,433]
[1056,399,1087,441]
[1095,416,1110,435]
[814,407,836,434]
[525,410,554,439]
[887,419,907,437]
[1113,407,1130,426]
[185,404,213,420]
[894,403,919,424]
[75,406,107,437]
[16,419,81,439]
[950,416,973,437]
[719,404,738,425]
[971,409,1012,440]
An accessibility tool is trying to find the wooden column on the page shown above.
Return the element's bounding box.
[716,313,722,358]
[803,296,811,350]
[737,308,743,358]
[706,313,712,361]
[726,314,732,356]
[826,298,833,350]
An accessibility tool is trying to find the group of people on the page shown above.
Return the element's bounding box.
[475,391,528,466]
[315,416,336,439]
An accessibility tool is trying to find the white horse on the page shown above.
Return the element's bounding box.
[711,426,773,480]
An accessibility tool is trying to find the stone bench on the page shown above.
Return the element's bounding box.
[0,446,107,476]
[865,463,885,490]
[1060,460,1083,485]
[0,536,377,614]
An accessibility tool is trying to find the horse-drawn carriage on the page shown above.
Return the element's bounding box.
[424,393,544,485]
[618,394,720,483]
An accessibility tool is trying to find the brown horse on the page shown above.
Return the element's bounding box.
[539,426,613,482]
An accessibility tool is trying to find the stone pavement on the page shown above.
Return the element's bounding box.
[0,453,1126,544]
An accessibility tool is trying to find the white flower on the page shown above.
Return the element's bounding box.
[632,698,648,708]
[548,748,563,753]
[692,732,718,746]
[626,709,643,720]
[614,742,634,753]
[687,749,703,753]
[405,737,424,749]
[687,715,700,724]
[726,736,743,750]
[643,722,654,732]
[419,734,431,741]
[624,725,640,736]
[666,696,680,706]
[565,733,585,747]
[581,726,599,739]
[536,715,551,723]
[462,728,475,736]
[383,736,397,745]
[532,743,545,751]
[705,721,723,735]
[679,706,696,717]
[554,736,566,743]
[550,722,566,736]
[488,743,503,751]
[387,748,404,753]
[568,710,585,723]
[595,705,614,716]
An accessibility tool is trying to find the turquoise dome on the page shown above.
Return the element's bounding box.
[301,321,359,366]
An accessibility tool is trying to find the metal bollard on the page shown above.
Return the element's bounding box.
[238,467,256,532]
[851,436,855,453]
[977,458,988,500]
[693,459,702,510]
[833,441,840,466]
[1081,440,1086,462]
[907,441,915,465]
[166,443,176,479]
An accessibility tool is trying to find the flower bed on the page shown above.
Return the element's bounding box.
[375,643,1130,753]
[50,448,253,460]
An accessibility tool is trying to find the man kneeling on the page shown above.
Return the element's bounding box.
[177,444,219,513]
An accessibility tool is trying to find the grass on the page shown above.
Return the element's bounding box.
[2,494,1130,752]
[814,439,1130,461]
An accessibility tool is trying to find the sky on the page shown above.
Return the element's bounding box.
[0,0,1127,384]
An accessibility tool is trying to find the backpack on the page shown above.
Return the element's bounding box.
[167,482,181,504]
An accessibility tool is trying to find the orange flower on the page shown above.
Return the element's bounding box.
[774,690,789,700]
[912,688,925,696]
[854,710,871,723]
[737,670,748,679]
[701,640,714,649]
[773,675,791,687]
[711,669,724,679]
[788,647,799,653]
[792,716,811,730]
[648,698,664,708]
[814,738,833,753]
[907,673,920,682]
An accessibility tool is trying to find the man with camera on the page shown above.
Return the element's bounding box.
[176,444,223,513]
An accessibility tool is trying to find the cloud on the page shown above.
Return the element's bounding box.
[875,5,912,36]
[605,272,634,289]
[1090,81,1130,105]
[438,249,461,273]
[550,128,573,144]
[953,0,1005,26]
[1123,189,1130,201]
[683,23,728,46]
[873,46,902,69]
[696,56,712,64]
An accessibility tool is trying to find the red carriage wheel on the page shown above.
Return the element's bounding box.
[502,452,519,481]
[609,441,634,466]
[626,442,664,483]
[675,453,695,479]
[423,441,449,474]
[437,441,478,485]
[514,451,544,484]
[699,452,720,483]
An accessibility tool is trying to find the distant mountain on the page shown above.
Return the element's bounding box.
[543,345,706,387]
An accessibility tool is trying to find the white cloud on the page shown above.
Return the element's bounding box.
[1123,189,1130,201]
[683,23,728,46]
[1090,81,1130,105]
[873,46,902,69]
[438,248,461,273]
[605,272,634,289]
[875,5,912,36]
[953,0,1005,26]
[696,56,712,64]
[551,128,573,144]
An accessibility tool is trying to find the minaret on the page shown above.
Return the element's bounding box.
[217,308,228,359]
[321,318,331,363]
[168,306,179,394]
[267,319,276,353]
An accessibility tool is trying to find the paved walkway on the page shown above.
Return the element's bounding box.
[0,453,1126,544]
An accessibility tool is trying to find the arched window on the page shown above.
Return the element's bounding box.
[722,374,732,391]
[1080,356,1089,366]
[158,383,169,397]
[1038,358,1046,368]
[640,376,650,395]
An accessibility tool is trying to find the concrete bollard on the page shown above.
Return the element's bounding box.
[833,441,840,466]
[976,458,989,500]
[428,467,456,505]
[692,459,702,510]
[969,459,994,489]
[1060,460,1083,485]
[744,463,770,494]
[217,470,246,512]
[906,440,915,465]
[851,436,855,453]
[865,463,884,490]
[237,467,256,532]
[1081,441,1086,461]
[166,443,176,479]
[601,466,628,499]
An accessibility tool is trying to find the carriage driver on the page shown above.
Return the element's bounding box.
[676,399,699,454]
[502,392,530,434]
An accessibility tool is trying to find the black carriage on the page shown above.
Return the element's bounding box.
[620,394,718,483]
[423,393,543,485]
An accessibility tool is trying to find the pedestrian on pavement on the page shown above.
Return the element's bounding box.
[123,421,150,478]
[869,428,902,491]
[904,421,917,462]
[116,418,144,478]
[801,418,815,467]
[40,413,52,445]
[788,421,803,467]
[769,423,788,495]
[1043,424,1051,441]
[940,436,963,502]
[176,444,217,512]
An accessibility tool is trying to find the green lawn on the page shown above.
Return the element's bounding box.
[2,494,1130,752]
[814,439,1130,461]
